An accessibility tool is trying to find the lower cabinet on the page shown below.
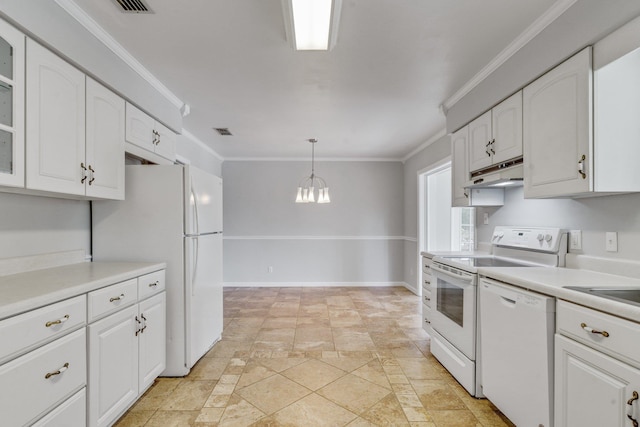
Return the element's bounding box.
[32,388,87,427]
[88,291,166,427]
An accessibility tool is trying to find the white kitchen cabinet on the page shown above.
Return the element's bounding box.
[0,19,25,188]
[26,40,125,199]
[451,126,470,207]
[421,256,433,334]
[26,39,86,196]
[125,102,176,162]
[32,388,86,427]
[523,47,593,198]
[86,77,125,200]
[555,334,640,427]
[468,91,522,173]
[88,277,166,427]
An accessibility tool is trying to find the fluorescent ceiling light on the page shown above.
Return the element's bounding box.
[283,0,342,51]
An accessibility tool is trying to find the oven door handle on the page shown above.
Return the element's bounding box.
[431,264,474,284]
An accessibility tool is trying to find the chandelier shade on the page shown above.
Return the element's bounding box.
[295,139,330,204]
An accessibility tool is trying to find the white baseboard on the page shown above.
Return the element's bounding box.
[224,281,408,288]
[402,281,420,296]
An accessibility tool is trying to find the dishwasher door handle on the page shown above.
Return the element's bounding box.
[499,296,517,307]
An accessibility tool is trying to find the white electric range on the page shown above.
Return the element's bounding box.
[429,226,568,397]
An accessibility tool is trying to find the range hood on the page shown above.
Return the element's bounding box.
[466,160,523,189]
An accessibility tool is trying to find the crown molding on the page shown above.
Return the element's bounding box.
[223,156,403,162]
[401,128,448,163]
[442,0,578,112]
[54,0,184,109]
[181,129,224,161]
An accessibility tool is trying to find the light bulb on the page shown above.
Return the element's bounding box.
[317,188,325,203]
[295,187,303,203]
[302,188,309,202]
[323,187,330,203]
[308,186,315,202]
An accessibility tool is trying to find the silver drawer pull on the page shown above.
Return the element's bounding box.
[580,322,610,337]
[628,391,639,427]
[110,294,125,303]
[45,362,69,379]
[424,297,431,301]
[45,314,70,328]
[149,281,159,288]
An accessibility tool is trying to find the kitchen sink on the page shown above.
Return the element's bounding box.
[565,286,640,307]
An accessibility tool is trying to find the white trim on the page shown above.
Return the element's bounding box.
[441,0,578,112]
[223,156,402,162]
[181,129,224,161]
[224,281,407,288]
[224,235,414,241]
[401,128,448,163]
[54,0,184,109]
[174,154,190,165]
[402,281,419,296]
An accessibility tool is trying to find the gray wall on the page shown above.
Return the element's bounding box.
[446,0,640,132]
[401,135,451,290]
[222,160,405,285]
[176,134,223,177]
[477,188,640,261]
[0,193,90,259]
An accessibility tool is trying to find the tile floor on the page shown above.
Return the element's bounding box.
[115,286,515,426]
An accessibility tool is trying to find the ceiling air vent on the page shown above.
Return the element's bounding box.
[214,128,233,136]
[113,0,153,13]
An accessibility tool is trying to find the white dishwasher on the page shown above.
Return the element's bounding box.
[479,277,555,427]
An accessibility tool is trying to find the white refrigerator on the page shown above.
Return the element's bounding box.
[92,164,223,376]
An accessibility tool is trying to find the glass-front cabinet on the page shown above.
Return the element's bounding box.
[0,19,24,188]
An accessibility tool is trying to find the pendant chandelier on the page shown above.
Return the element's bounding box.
[295,138,330,203]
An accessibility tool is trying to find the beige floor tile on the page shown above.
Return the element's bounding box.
[253,393,357,426]
[145,410,200,427]
[297,316,331,327]
[429,409,480,426]
[360,393,410,426]
[256,357,307,373]
[281,358,347,390]
[318,374,391,414]
[162,380,216,411]
[397,358,444,380]
[236,374,311,414]
[130,378,183,411]
[114,410,155,427]
[402,406,432,422]
[411,379,467,411]
[217,394,266,427]
[189,357,230,380]
[261,317,297,328]
[351,359,391,389]
[235,360,277,389]
[321,357,372,372]
[195,407,225,423]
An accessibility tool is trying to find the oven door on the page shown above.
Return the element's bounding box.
[431,263,477,360]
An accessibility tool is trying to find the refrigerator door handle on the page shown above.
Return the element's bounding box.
[191,184,200,236]
[191,236,199,295]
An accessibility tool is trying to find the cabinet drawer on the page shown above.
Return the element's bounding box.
[32,388,86,427]
[0,295,86,364]
[422,304,431,331]
[422,289,431,307]
[557,300,640,367]
[422,275,432,289]
[138,270,165,300]
[422,257,432,275]
[0,328,86,427]
[88,278,137,322]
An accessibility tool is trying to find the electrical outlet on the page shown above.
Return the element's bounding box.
[569,230,582,250]
[605,232,618,252]
[268,266,273,273]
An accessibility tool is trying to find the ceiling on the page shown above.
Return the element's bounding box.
[68,0,557,160]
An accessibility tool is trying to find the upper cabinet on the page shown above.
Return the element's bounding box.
[26,39,86,196]
[125,103,176,163]
[26,40,125,200]
[523,46,640,198]
[451,126,470,207]
[468,91,522,173]
[0,20,25,189]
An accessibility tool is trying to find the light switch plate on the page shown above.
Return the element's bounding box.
[569,230,582,250]
[605,232,618,252]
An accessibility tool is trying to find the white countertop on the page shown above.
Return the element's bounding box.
[0,261,166,320]
[420,250,490,259]
[479,266,640,323]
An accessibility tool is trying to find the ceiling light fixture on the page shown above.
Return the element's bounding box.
[296,139,330,204]
[281,0,342,50]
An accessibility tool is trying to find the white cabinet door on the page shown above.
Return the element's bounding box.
[125,103,155,152]
[451,126,469,207]
[0,20,25,188]
[492,90,522,164]
[26,39,85,195]
[154,121,176,161]
[138,292,166,392]
[523,47,592,198]
[468,111,492,172]
[88,305,138,427]
[86,78,125,200]
[555,334,640,427]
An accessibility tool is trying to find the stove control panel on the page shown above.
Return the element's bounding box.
[491,227,565,252]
